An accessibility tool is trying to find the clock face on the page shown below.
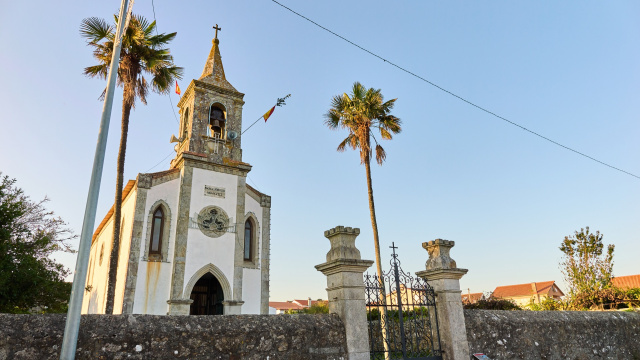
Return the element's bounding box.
[197,206,229,238]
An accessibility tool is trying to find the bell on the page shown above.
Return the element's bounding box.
[211,120,220,127]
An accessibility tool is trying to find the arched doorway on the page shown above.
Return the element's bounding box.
[189,273,224,315]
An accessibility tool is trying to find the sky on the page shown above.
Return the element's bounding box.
[1,1,638,302]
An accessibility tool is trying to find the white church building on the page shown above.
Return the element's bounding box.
[82,31,271,316]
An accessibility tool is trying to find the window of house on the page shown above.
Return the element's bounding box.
[244,219,253,261]
[150,207,164,255]
[209,105,226,139]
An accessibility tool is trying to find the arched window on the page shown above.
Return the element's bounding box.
[244,219,253,261]
[149,207,164,255]
[181,108,190,137]
[209,105,226,139]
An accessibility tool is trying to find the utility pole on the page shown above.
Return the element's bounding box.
[59,0,131,358]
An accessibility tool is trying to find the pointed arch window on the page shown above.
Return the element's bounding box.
[181,108,190,138]
[150,207,164,255]
[244,219,253,261]
[209,105,226,139]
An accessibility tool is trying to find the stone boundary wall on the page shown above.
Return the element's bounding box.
[0,314,347,360]
[464,309,640,359]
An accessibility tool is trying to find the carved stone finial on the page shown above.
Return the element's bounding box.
[137,173,153,189]
[323,226,361,261]
[423,239,457,270]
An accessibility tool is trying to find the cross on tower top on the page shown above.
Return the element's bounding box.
[213,24,222,40]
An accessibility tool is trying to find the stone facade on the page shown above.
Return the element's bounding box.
[416,239,470,360]
[0,314,347,360]
[316,226,373,360]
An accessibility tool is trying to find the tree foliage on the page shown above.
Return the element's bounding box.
[560,227,616,310]
[0,174,75,313]
[80,14,183,313]
[324,82,401,289]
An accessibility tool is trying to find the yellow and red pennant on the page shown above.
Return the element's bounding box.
[263,106,275,122]
[175,80,181,95]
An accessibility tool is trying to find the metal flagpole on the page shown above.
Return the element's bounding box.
[59,0,131,358]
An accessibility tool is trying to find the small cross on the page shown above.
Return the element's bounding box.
[390,242,398,256]
[213,24,222,40]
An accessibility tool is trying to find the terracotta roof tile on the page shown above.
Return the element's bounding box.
[612,275,640,290]
[492,281,563,298]
[268,302,304,311]
[461,293,483,304]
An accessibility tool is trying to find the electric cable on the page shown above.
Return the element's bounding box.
[270,0,639,180]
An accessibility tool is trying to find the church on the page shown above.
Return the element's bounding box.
[82,29,271,316]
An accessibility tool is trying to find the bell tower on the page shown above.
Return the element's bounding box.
[171,26,244,168]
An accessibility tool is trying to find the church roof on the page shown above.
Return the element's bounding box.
[199,37,237,92]
[91,179,136,244]
[246,183,266,198]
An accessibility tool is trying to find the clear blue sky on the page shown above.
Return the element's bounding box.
[1,1,638,301]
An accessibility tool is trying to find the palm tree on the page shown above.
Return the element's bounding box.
[324,82,401,286]
[80,14,183,314]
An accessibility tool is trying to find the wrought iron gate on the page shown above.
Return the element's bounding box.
[364,243,443,360]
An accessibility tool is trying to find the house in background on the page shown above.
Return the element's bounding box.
[268,298,327,314]
[491,281,564,307]
[461,292,483,305]
[612,274,640,290]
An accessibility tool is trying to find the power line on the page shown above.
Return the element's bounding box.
[145,151,174,173]
[270,0,640,181]
[151,0,179,124]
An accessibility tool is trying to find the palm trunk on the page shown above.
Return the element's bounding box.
[105,98,132,314]
[364,156,384,285]
[365,154,390,359]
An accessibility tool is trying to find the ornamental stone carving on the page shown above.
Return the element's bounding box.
[197,206,229,238]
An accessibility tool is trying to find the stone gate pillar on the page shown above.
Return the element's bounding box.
[416,239,469,360]
[315,226,373,360]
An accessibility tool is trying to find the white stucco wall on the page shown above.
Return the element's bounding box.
[182,168,238,304]
[132,178,179,315]
[82,188,137,314]
[241,268,261,313]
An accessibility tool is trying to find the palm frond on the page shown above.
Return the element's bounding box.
[375,144,386,165]
[83,64,109,80]
[80,17,113,43]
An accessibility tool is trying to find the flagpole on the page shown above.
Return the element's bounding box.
[59,0,131,358]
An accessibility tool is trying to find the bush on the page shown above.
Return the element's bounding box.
[464,298,521,310]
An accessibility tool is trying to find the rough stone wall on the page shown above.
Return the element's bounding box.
[465,309,640,360]
[0,314,347,360]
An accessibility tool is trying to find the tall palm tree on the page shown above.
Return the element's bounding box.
[325,82,401,285]
[80,14,183,314]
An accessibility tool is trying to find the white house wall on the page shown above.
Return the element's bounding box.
[132,178,179,315]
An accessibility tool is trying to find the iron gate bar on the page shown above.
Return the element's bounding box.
[364,243,443,360]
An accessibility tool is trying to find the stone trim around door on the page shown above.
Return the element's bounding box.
[182,263,233,309]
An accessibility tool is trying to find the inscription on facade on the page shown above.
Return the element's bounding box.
[204,185,225,198]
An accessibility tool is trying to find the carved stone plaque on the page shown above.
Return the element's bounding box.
[197,206,229,238]
[204,185,225,198]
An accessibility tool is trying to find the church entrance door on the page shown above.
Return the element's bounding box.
[189,273,224,315]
